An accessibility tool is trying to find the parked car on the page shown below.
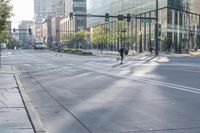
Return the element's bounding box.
[34,42,45,50]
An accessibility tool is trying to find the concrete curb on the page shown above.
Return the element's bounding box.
[13,66,46,133]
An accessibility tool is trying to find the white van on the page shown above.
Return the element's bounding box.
[34,42,45,50]
[1,43,7,49]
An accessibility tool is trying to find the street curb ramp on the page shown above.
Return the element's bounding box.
[13,67,46,133]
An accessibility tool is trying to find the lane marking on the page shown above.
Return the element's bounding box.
[8,50,200,95]
[160,67,200,73]
[132,77,200,94]
[76,65,200,94]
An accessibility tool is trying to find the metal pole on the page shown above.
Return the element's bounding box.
[0,16,1,68]
[155,0,159,56]
[0,42,1,68]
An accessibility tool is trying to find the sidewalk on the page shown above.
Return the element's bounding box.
[0,65,34,133]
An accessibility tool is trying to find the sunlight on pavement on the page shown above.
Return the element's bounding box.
[151,56,170,63]
[70,80,131,112]
[131,63,159,77]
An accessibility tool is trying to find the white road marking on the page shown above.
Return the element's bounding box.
[160,67,200,73]
[77,65,200,94]
[131,76,200,94]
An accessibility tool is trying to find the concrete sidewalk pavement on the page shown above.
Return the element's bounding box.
[0,65,34,133]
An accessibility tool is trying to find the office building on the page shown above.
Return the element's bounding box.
[64,0,86,31]
[56,0,65,17]
[34,0,57,37]
[59,0,87,47]
[41,17,52,46]
[87,0,200,53]
[51,17,62,45]
[18,21,33,47]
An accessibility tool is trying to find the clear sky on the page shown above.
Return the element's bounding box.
[11,0,34,28]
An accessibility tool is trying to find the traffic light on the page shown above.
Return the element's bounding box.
[127,14,131,22]
[28,28,32,35]
[158,24,161,37]
[105,13,109,21]
[13,28,15,32]
[69,12,73,20]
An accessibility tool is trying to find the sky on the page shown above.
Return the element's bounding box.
[11,0,34,28]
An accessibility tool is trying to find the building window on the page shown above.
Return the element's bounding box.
[179,12,183,26]
[167,32,172,51]
[168,9,173,25]
[77,19,84,27]
[175,10,178,25]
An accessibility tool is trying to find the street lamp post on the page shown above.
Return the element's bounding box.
[0,42,1,68]
[155,0,159,56]
[0,16,2,68]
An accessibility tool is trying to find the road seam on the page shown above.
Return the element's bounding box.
[25,72,93,133]
[118,126,200,133]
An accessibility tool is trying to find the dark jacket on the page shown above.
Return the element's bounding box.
[119,48,125,55]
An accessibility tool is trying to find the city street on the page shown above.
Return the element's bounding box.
[1,49,200,133]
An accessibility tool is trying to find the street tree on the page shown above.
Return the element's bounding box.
[0,0,12,43]
[74,30,88,49]
[91,27,110,53]
[61,32,75,48]
[61,33,68,42]
[7,38,19,49]
[116,21,137,51]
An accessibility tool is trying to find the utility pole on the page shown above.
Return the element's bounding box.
[155,0,159,56]
[0,16,2,68]
[0,42,1,68]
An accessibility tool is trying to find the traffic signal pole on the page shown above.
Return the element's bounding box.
[155,0,159,56]
[70,2,159,54]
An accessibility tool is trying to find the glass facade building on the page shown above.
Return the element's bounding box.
[65,0,87,31]
[87,0,200,53]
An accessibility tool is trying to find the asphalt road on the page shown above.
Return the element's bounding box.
[2,49,200,133]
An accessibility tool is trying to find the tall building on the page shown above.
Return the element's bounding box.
[41,17,52,46]
[64,0,87,31]
[51,17,62,45]
[34,0,57,37]
[56,0,65,17]
[58,0,87,47]
[87,0,200,53]
[18,21,33,47]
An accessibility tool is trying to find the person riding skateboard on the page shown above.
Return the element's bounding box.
[119,47,125,64]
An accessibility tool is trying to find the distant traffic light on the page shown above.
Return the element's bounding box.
[28,28,32,35]
[69,12,73,20]
[13,28,15,32]
[105,13,109,21]
[127,14,131,22]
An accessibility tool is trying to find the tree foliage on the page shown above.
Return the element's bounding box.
[73,30,88,48]
[74,30,88,43]
[0,0,12,43]
[61,32,74,42]
[91,27,110,45]
[116,21,136,47]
